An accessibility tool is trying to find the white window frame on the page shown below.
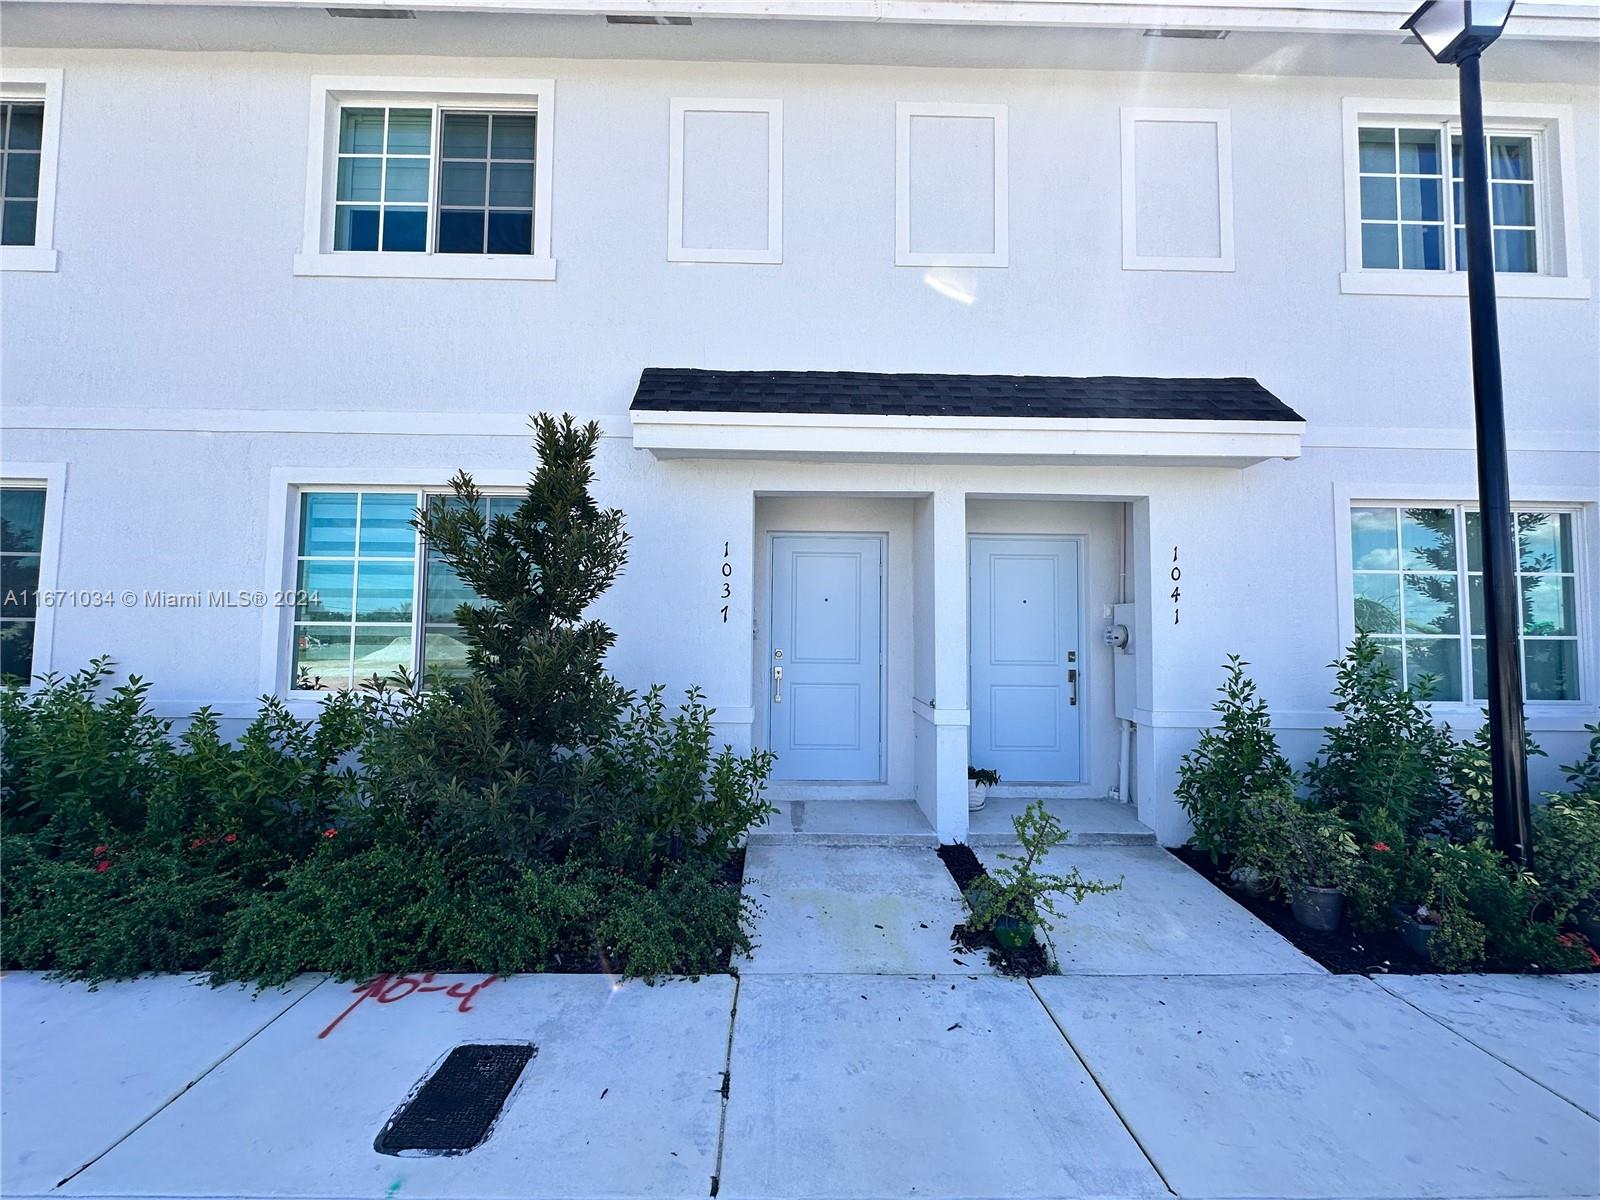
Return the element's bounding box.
[667,98,783,266]
[262,470,526,700]
[0,463,67,683]
[1340,98,1588,300]
[895,101,1008,269]
[293,76,556,282]
[1119,107,1235,273]
[1333,489,1596,725]
[0,68,63,274]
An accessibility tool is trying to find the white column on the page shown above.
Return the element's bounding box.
[928,488,969,842]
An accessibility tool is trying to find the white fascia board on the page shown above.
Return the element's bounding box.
[629,410,1304,466]
[15,0,1598,39]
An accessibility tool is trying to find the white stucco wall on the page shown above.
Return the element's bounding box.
[2,37,1596,842]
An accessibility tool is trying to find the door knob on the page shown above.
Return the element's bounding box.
[1068,668,1078,707]
[773,664,783,704]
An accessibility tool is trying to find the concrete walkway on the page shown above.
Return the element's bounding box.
[3,842,1597,1200]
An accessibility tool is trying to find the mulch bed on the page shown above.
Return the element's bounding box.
[1170,846,1597,975]
[935,844,1053,977]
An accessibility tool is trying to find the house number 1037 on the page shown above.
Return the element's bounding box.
[720,541,732,623]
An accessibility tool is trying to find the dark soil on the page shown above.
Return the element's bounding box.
[936,844,1054,978]
[1170,846,1597,976]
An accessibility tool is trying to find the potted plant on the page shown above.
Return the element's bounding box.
[1392,901,1442,959]
[968,766,1000,813]
[1250,791,1358,932]
[966,801,1121,955]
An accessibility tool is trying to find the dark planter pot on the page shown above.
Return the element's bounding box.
[993,915,1034,951]
[1392,904,1439,960]
[1229,866,1271,899]
[1291,886,1344,932]
[1575,906,1600,947]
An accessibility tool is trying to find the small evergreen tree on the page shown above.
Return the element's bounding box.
[420,414,631,750]
[1175,655,1295,861]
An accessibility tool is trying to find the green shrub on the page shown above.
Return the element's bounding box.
[1307,635,1459,841]
[1414,840,1588,972]
[1175,655,1295,861]
[1238,789,1358,897]
[1533,725,1600,925]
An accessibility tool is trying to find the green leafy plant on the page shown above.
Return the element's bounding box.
[1411,840,1588,972]
[1238,789,1358,897]
[1175,655,1295,861]
[1307,635,1460,842]
[967,766,1001,788]
[966,801,1121,958]
[1533,725,1600,926]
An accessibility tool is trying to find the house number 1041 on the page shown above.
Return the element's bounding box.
[720,541,732,623]
[1170,547,1181,626]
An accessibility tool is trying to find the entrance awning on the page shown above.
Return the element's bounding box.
[628,369,1305,467]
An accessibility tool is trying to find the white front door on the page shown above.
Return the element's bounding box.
[969,536,1082,783]
[767,534,884,782]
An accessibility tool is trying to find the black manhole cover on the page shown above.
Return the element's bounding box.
[375,1042,536,1157]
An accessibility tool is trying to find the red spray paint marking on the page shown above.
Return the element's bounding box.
[317,972,499,1039]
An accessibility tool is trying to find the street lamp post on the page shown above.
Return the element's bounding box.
[1402,0,1531,863]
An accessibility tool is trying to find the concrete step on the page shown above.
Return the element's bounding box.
[966,797,1158,847]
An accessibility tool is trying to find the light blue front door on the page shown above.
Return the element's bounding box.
[969,536,1082,783]
[768,534,884,782]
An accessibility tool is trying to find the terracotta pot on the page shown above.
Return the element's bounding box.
[1291,886,1344,932]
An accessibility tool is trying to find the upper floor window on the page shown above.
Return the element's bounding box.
[0,68,62,272]
[1340,99,1587,300]
[332,107,537,256]
[294,77,554,281]
[1349,504,1583,703]
[1357,124,1538,273]
[2,102,45,247]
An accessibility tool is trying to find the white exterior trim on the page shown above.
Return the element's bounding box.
[895,101,1008,269]
[293,74,556,281]
[1119,106,1235,273]
[631,409,1303,466]
[667,97,783,265]
[21,1,1595,40]
[0,461,68,681]
[0,68,63,274]
[1338,97,1589,297]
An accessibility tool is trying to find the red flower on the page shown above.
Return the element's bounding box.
[190,837,208,849]
[1372,842,1391,852]
[223,833,238,844]
[92,845,109,859]
[94,860,111,873]
[1558,932,1600,967]
[323,828,338,839]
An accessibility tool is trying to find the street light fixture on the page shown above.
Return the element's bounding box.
[1402,0,1531,863]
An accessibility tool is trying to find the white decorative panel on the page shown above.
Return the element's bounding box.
[669,98,782,264]
[896,102,1008,267]
[1120,108,1235,272]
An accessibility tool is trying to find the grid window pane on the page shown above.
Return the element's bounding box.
[1358,127,1395,172]
[1519,512,1572,572]
[385,109,433,155]
[6,104,44,150]
[0,487,47,682]
[336,157,382,203]
[3,152,39,200]
[1360,177,1397,221]
[1403,573,1459,635]
[1490,136,1533,180]
[437,209,485,254]
[440,161,487,207]
[1525,640,1580,702]
[487,211,532,254]
[1492,182,1534,227]
[293,492,420,690]
[1401,223,1444,270]
[1,102,45,246]
[339,108,386,153]
[384,157,430,204]
[381,207,427,252]
[1450,133,1539,274]
[1397,128,1442,173]
[1406,638,1462,701]
[334,205,380,251]
[1361,223,1399,270]
[1401,508,1456,570]
[334,107,434,255]
[1353,573,1401,635]
[435,110,535,258]
[442,113,489,157]
[1493,229,1536,273]
[1359,126,1445,273]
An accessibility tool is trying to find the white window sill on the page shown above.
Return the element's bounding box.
[1426,701,1597,733]
[1340,271,1591,300]
[293,252,557,281]
[1,246,59,272]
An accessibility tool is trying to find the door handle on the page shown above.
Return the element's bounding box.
[773,665,783,704]
[1068,668,1078,707]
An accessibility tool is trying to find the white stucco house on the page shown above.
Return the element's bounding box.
[1,0,1595,846]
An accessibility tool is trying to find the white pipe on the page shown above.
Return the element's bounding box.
[1116,718,1132,808]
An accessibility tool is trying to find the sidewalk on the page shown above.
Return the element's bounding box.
[3,843,1597,1200]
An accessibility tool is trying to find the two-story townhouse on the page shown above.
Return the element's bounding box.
[1,0,1595,846]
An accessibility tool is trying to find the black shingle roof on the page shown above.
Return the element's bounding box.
[630,369,1303,423]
